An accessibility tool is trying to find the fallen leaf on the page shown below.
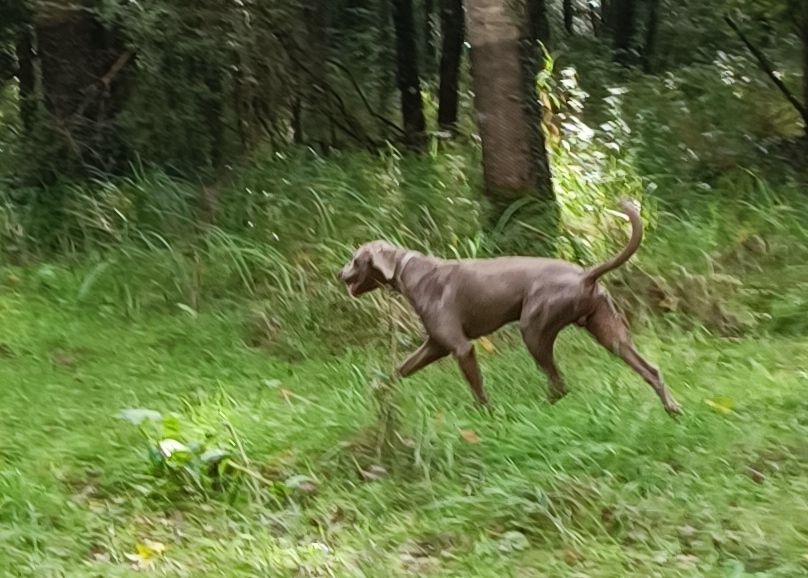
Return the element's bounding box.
[459,429,480,444]
[478,336,496,353]
[745,466,765,484]
[674,554,699,568]
[126,540,166,569]
[498,531,529,552]
[360,464,388,482]
[563,547,578,565]
[51,350,77,367]
[285,475,318,494]
[705,397,733,414]
[137,540,166,558]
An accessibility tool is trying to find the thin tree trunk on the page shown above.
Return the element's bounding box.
[292,98,304,144]
[527,0,551,45]
[612,0,635,65]
[377,0,396,119]
[437,0,464,132]
[203,71,224,170]
[465,0,556,249]
[15,27,36,133]
[563,0,574,34]
[803,0,808,137]
[600,0,612,37]
[641,0,659,73]
[424,0,436,76]
[391,0,427,149]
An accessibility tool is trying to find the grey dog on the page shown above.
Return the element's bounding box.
[339,200,681,415]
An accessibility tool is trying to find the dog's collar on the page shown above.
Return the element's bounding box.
[394,251,418,289]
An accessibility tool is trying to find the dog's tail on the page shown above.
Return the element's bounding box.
[582,199,642,286]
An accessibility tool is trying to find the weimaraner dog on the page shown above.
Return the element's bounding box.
[339,200,681,416]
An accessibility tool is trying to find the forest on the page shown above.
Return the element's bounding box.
[1,0,808,576]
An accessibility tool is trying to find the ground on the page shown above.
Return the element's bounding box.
[1,285,807,577]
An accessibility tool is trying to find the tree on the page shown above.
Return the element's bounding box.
[641,0,660,72]
[803,0,808,136]
[612,0,636,65]
[464,0,556,250]
[391,0,427,149]
[564,0,574,34]
[437,0,464,132]
[20,3,132,179]
[424,0,437,76]
[527,0,551,45]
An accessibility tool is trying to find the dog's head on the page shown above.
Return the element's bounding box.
[339,240,399,297]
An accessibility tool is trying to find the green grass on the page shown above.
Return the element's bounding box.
[3,42,808,575]
[1,281,807,577]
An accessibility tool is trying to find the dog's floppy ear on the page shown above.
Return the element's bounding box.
[368,243,397,281]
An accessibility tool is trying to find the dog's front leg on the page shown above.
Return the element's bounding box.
[454,343,489,406]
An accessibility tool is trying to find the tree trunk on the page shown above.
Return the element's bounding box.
[600,0,612,37]
[377,0,397,119]
[424,0,437,77]
[203,71,225,170]
[803,0,808,137]
[465,0,556,250]
[437,0,464,132]
[527,0,551,45]
[641,0,659,73]
[612,0,636,65]
[15,27,36,133]
[563,0,574,34]
[391,0,427,149]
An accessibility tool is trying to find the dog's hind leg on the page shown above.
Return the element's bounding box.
[520,304,569,403]
[585,296,682,416]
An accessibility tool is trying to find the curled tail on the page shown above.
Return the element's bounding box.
[583,199,643,286]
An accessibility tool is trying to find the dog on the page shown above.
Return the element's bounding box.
[339,200,681,415]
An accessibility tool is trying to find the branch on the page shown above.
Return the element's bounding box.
[325,57,406,137]
[724,15,808,127]
[273,31,380,147]
[100,51,132,91]
[73,50,133,120]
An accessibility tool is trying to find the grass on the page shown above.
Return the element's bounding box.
[1,265,807,576]
[2,146,808,576]
[2,38,808,576]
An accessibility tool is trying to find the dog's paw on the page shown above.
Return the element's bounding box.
[665,401,683,418]
[547,388,569,405]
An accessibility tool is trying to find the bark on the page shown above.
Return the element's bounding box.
[391,0,427,149]
[437,0,464,132]
[465,0,555,245]
[641,0,660,73]
[563,0,574,34]
[612,0,636,65]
